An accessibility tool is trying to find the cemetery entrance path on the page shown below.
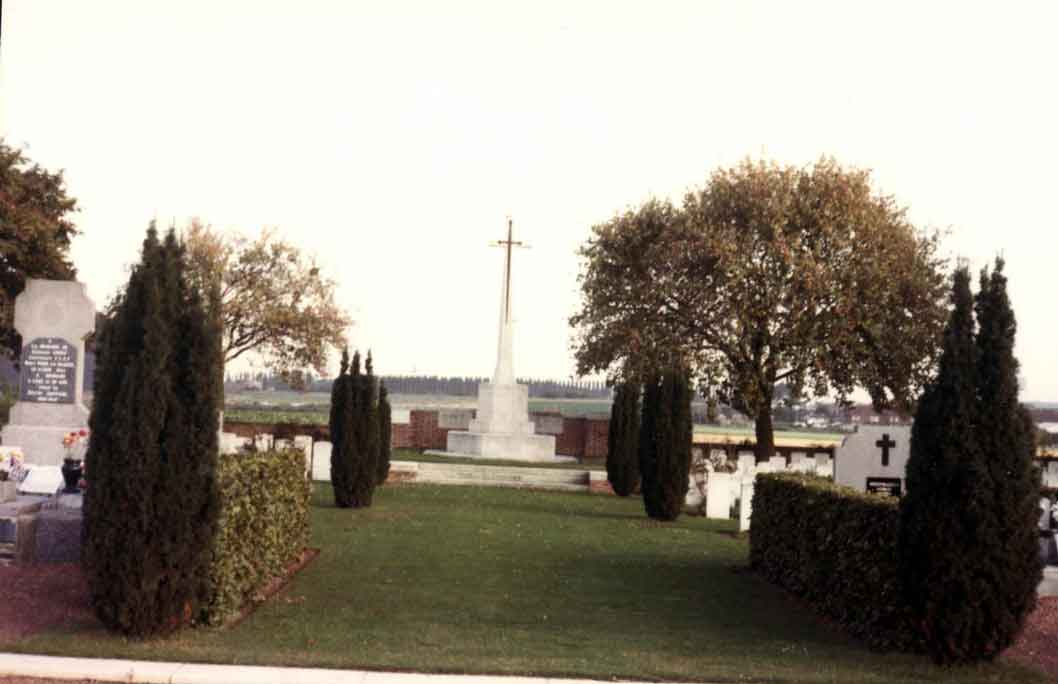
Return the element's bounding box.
[1,484,1053,684]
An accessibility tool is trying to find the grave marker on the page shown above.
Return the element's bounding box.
[834,425,911,496]
[1,280,95,466]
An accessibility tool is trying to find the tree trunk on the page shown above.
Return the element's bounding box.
[754,406,776,462]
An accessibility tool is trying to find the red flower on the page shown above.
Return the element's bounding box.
[79,429,88,437]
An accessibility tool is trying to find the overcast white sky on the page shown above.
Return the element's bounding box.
[2,1,1056,400]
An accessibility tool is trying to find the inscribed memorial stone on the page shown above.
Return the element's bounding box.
[1,280,95,467]
[833,425,911,496]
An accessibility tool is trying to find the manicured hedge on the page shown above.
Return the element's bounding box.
[204,448,311,626]
[749,473,921,652]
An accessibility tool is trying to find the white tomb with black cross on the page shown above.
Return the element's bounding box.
[833,424,911,497]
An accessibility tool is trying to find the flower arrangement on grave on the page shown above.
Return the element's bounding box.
[0,448,24,482]
[61,429,90,494]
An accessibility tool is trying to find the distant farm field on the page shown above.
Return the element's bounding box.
[225,392,616,425]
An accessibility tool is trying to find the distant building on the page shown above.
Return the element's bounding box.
[843,405,912,426]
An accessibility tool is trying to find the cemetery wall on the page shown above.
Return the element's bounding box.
[224,410,611,460]
[750,472,922,652]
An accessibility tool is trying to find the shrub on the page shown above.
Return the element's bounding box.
[751,473,920,652]
[606,380,640,497]
[900,262,1040,663]
[204,448,311,626]
[329,349,376,507]
[639,368,692,520]
[83,225,222,637]
[329,350,355,505]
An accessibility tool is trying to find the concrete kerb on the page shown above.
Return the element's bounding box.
[0,654,711,684]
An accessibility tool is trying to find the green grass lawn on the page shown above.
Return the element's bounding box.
[7,484,1044,683]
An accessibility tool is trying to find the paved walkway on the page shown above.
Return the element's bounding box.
[0,654,655,684]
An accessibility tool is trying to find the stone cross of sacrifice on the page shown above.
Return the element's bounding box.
[491,217,527,323]
[876,433,896,467]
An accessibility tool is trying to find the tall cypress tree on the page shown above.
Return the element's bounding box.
[969,258,1040,658]
[638,373,661,518]
[607,380,640,497]
[329,349,354,507]
[338,350,375,508]
[655,368,693,520]
[83,224,220,637]
[376,381,392,485]
[898,266,984,663]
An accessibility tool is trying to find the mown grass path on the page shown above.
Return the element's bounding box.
[7,484,1045,683]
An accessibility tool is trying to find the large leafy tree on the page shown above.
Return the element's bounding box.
[183,220,351,384]
[571,159,948,459]
[0,140,79,360]
[83,224,222,637]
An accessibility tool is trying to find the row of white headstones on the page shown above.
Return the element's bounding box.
[687,449,835,532]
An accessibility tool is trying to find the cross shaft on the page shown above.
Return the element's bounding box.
[491,217,527,322]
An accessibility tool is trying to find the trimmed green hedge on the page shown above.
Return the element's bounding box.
[204,448,311,626]
[749,473,921,652]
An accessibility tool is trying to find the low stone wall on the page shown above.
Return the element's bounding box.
[225,409,612,461]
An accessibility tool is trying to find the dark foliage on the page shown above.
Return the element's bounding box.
[82,224,221,637]
[329,350,355,506]
[607,380,640,497]
[328,349,377,507]
[899,263,1040,663]
[639,368,692,520]
[751,473,921,652]
[967,259,1040,658]
[638,373,661,518]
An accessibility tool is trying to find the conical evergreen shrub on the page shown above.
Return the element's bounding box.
[329,350,377,507]
[607,380,640,497]
[968,258,1041,658]
[376,382,392,485]
[898,266,988,663]
[638,373,661,518]
[329,349,356,507]
[639,368,692,520]
[83,224,221,637]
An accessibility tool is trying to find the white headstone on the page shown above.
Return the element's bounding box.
[706,472,733,519]
[293,436,313,477]
[1045,462,1058,488]
[739,479,755,532]
[833,425,911,497]
[311,441,332,481]
[768,456,786,471]
[1,280,96,466]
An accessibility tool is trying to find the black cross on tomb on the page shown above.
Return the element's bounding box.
[876,433,896,467]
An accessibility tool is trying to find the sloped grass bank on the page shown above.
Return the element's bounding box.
[5,484,1045,683]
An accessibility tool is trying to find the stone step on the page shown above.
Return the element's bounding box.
[397,461,593,492]
[414,462,589,484]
